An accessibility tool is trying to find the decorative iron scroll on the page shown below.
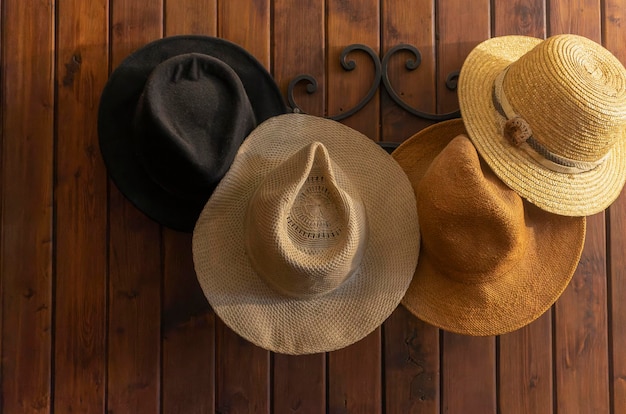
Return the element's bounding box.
[287,43,461,121]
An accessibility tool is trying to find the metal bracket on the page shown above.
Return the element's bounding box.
[287,43,461,122]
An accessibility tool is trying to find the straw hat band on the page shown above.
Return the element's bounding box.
[494,67,609,174]
[245,142,368,299]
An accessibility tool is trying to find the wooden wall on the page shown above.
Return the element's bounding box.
[1,0,625,413]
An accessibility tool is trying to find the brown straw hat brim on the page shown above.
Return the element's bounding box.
[458,35,626,216]
[392,119,586,336]
[192,114,420,354]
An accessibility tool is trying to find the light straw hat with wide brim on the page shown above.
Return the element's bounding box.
[193,113,420,354]
[392,119,586,336]
[458,34,626,216]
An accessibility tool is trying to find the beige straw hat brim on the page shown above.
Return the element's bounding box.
[458,35,626,216]
[193,113,420,354]
[392,119,586,336]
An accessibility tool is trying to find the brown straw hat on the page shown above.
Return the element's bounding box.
[458,34,626,216]
[192,113,420,354]
[392,119,586,336]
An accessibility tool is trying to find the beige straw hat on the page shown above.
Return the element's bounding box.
[458,34,626,216]
[192,113,420,354]
[392,119,586,336]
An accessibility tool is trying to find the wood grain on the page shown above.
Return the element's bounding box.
[107,1,163,412]
[273,0,325,116]
[272,2,327,412]
[215,2,272,412]
[162,230,215,414]
[436,2,495,413]
[327,0,381,140]
[1,0,54,412]
[381,0,436,142]
[160,6,217,413]
[380,3,439,412]
[384,307,439,414]
[604,3,626,410]
[492,3,553,412]
[328,332,382,414]
[165,0,217,36]
[1,1,626,412]
[549,4,610,413]
[326,1,382,412]
[442,334,496,413]
[53,0,108,412]
[499,314,553,414]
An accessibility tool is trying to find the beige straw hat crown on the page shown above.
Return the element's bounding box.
[458,34,626,216]
[193,113,420,354]
[392,119,586,336]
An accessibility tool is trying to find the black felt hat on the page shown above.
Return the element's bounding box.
[98,35,288,232]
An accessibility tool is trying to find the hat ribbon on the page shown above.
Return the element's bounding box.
[493,67,609,174]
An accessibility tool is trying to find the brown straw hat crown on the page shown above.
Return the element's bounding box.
[193,113,420,354]
[458,34,626,216]
[392,119,586,336]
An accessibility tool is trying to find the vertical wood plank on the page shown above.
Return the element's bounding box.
[107,1,163,412]
[436,2,495,413]
[216,322,270,414]
[164,0,216,36]
[442,334,496,413]
[498,314,553,414]
[273,0,325,116]
[604,2,626,410]
[326,1,382,412]
[437,0,489,113]
[384,307,439,414]
[219,0,271,66]
[327,0,381,140]
[0,0,54,412]
[549,3,610,413]
[381,2,439,413]
[381,0,436,142]
[162,232,215,414]
[54,0,108,412]
[493,0,546,37]
[215,1,272,412]
[161,4,217,413]
[272,1,327,412]
[492,3,553,413]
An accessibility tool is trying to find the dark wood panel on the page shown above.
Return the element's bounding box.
[492,3,553,413]
[1,0,55,412]
[384,307,439,414]
[54,0,109,412]
[326,0,380,140]
[272,2,327,412]
[437,2,496,413]
[604,4,626,411]
[107,1,163,412]
[549,3,610,413]
[380,2,439,413]
[160,6,217,413]
[214,2,272,413]
[380,0,436,141]
[162,231,215,414]
[2,1,626,413]
[499,315,554,413]
[164,0,216,36]
[326,1,382,412]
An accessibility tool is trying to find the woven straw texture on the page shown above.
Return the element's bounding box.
[193,114,420,354]
[458,34,626,216]
[392,120,586,336]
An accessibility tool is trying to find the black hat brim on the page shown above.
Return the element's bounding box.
[98,35,288,232]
